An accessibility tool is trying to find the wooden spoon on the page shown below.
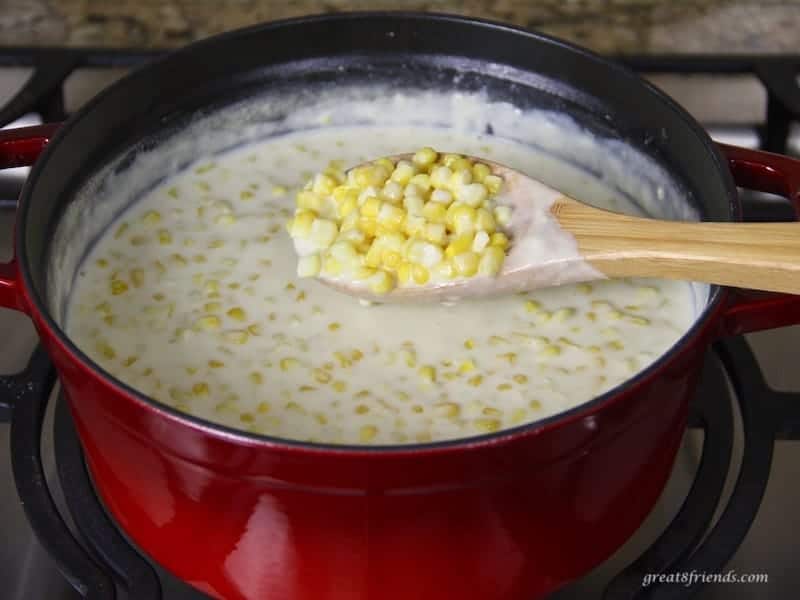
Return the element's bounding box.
[320,156,800,303]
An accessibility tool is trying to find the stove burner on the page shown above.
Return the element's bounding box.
[1,337,796,599]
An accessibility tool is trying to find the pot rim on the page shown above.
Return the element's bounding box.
[17,10,736,456]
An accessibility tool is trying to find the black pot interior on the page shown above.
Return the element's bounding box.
[22,12,733,355]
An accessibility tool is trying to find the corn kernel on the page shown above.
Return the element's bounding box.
[459,359,476,373]
[472,162,491,182]
[490,232,509,249]
[369,270,394,294]
[452,252,479,277]
[297,254,321,277]
[280,357,299,371]
[227,307,246,321]
[484,174,503,194]
[142,210,161,225]
[418,365,436,383]
[474,418,501,433]
[193,315,221,331]
[110,280,128,295]
[192,382,209,396]
[422,201,447,224]
[113,223,129,239]
[222,330,249,344]
[411,264,430,285]
[359,425,378,443]
[413,147,438,167]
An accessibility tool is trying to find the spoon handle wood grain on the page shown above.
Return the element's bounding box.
[552,197,800,294]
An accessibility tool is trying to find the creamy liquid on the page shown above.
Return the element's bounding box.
[66,125,697,445]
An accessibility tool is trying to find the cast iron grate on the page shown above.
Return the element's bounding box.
[1,46,800,599]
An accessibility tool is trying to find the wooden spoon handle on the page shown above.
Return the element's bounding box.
[553,197,800,294]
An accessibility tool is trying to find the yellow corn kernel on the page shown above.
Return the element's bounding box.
[170,253,188,267]
[142,210,161,225]
[208,359,225,368]
[474,207,496,231]
[113,222,129,239]
[192,382,209,396]
[435,402,461,418]
[249,371,264,385]
[478,246,504,276]
[524,300,542,313]
[157,229,172,245]
[490,232,509,249]
[130,268,144,288]
[445,233,473,258]
[413,146,438,167]
[390,161,416,185]
[498,352,518,364]
[222,330,249,344]
[408,173,432,193]
[450,205,477,234]
[540,344,562,357]
[430,165,453,187]
[628,315,651,326]
[484,174,504,195]
[554,307,577,322]
[452,252,479,277]
[381,250,402,269]
[464,338,476,350]
[421,201,447,224]
[193,315,221,331]
[411,264,430,285]
[392,260,409,284]
[369,270,394,294]
[418,365,437,383]
[110,280,128,295]
[377,203,405,230]
[227,307,246,321]
[95,341,116,360]
[472,162,491,182]
[459,359,476,373]
[359,425,378,443]
[513,374,529,384]
[474,418,501,433]
[280,357,299,371]
[313,368,332,384]
[354,266,377,281]
[332,380,347,393]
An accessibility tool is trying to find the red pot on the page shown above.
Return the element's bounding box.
[2,13,800,600]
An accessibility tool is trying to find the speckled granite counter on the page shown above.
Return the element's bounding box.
[0,1,798,54]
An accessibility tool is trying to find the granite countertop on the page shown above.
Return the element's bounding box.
[1,0,799,54]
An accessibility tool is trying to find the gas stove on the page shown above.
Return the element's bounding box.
[1,48,800,600]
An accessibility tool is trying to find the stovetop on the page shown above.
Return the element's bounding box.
[1,49,800,600]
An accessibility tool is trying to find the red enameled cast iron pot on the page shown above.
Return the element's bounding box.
[2,12,800,600]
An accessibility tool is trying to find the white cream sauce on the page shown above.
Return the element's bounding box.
[65,123,698,445]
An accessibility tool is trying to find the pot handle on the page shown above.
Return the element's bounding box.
[717,143,800,336]
[0,123,61,313]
